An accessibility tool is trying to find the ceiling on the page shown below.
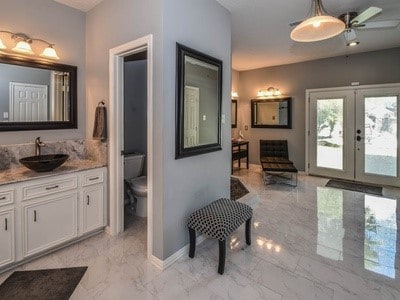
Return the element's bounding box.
[216,0,400,71]
[53,0,103,12]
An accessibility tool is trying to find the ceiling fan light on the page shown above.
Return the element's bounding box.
[291,15,345,42]
[12,40,34,54]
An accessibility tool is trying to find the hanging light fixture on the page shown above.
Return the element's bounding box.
[290,0,345,42]
[0,30,60,60]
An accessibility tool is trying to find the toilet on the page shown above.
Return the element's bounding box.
[124,153,147,217]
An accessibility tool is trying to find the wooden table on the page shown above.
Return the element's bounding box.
[232,140,249,173]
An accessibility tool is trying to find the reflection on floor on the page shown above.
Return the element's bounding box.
[1,167,399,299]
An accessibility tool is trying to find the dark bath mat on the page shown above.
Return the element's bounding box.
[326,179,382,196]
[0,267,87,300]
[231,177,249,200]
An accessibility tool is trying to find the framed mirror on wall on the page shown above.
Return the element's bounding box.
[175,43,222,159]
[251,97,292,128]
[231,99,237,128]
[0,56,77,131]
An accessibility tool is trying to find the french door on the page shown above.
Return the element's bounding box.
[308,84,400,187]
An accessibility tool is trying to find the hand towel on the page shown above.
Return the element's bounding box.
[93,106,107,141]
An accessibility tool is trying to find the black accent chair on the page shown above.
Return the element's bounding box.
[259,140,298,186]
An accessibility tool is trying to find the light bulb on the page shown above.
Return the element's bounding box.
[12,40,34,55]
[40,45,60,60]
[313,20,321,28]
[0,38,6,50]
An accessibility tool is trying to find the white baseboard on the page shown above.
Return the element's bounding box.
[148,234,207,270]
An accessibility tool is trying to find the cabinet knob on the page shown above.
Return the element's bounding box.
[0,196,6,200]
[87,195,90,205]
[4,218,7,231]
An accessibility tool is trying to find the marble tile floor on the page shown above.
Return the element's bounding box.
[1,167,400,299]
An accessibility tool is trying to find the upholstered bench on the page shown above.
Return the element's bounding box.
[187,198,253,274]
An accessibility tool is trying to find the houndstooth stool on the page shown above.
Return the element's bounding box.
[187,198,253,274]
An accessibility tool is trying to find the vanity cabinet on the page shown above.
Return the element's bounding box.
[23,194,78,258]
[0,166,107,272]
[0,209,15,268]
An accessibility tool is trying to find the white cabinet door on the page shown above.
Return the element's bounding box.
[0,209,15,267]
[82,185,104,234]
[23,193,78,257]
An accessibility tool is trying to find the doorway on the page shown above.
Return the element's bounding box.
[307,83,400,187]
[109,35,154,262]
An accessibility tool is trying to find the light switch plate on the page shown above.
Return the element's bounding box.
[221,114,225,124]
[3,112,8,119]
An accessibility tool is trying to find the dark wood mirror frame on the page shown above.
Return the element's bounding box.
[0,55,77,131]
[231,99,237,128]
[251,97,292,129]
[175,43,223,159]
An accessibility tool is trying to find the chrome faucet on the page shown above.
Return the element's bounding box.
[35,137,45,156]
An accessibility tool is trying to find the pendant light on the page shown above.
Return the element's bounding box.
[291,0,345,42]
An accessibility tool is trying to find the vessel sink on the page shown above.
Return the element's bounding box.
[19,154,69,172]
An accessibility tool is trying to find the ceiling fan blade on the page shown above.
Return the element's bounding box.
[356,20,400,29]
[351,7,382,25]
[289,20,303,27]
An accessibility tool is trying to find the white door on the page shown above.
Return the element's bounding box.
[309,89,355,180]
[354,87,399,186]
[9,82,48,122]
[184,86,200,148]
[308,84,400,187]
[0,209,15,268]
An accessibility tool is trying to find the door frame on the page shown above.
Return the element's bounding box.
[108,35,154,261]
[306,83,400,183]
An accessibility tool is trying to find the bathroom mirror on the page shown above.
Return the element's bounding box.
[175,43,222,159]
[251,97,292,128]
[0,55,77,131]
[231,99,237,128]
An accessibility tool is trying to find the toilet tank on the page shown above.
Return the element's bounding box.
[124,153,145,179]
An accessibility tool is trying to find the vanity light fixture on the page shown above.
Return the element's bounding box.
[0,31,60,60]
[257,86,282,98]
[231,91,239,98]
[290,0,345,42]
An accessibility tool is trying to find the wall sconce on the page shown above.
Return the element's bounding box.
[257,86,282,98]
[231,91,239,98]
[0,31,60,60]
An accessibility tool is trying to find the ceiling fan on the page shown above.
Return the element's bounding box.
[339,7,399,46]
[290,0,400,46]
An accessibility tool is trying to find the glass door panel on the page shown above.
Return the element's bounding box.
[309,90,355,180]
[355,87,400,186]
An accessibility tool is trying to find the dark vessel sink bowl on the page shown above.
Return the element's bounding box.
[19,154,69,172]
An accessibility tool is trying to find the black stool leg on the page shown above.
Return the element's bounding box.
[246,217,252,245]
[218,239,226,274]
[188,227,196,258]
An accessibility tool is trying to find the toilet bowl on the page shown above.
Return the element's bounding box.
[124,153,147,217]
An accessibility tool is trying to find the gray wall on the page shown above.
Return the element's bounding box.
[86,0,165,258]
[124,59,147,163]
[0,64,51,122]
[162,0,231,259]
[0,0,86,143]
[236,47,400,171]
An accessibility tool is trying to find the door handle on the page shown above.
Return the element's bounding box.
[5,218,7,231]
[34,210,37,222]
[87,195,90,205]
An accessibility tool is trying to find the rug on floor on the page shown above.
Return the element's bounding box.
[231,177,249,200]
[0,267,87,300]
[326,179,383,196]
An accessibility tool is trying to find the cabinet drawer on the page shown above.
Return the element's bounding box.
[22,175,78,200]
[82,169,104,187]
[0,188,14,207]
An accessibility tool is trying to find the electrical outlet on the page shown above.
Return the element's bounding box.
[3,112,8,119]
[202,115,206,121]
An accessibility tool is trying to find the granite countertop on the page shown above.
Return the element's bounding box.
[0,159,107,186]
